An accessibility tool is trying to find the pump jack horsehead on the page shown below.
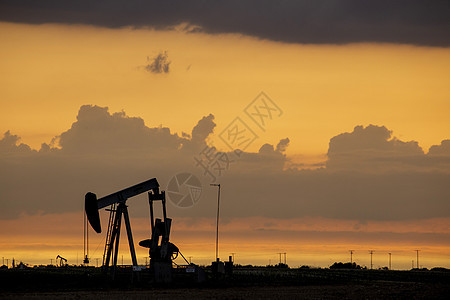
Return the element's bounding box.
[84,178,179,281]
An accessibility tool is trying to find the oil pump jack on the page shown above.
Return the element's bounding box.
[85,178,180,281]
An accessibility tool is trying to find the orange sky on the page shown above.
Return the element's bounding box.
[1,22,449,158]
[1,212,449,269]
[1,22,449,269]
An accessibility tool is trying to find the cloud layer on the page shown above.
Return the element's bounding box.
[0,0,449,46]
[1,105,449,222]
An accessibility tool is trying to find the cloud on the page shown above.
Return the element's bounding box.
[429,140,450,156]
[191,114,215,145]
[276,138,290,153]
[0,105,449,222]
[145,51,170,74]
[326,125,429,171]
[57,105,184,154]
[0,1,448,47]
[0,131,33,153]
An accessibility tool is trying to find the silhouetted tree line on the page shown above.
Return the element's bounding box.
[329,262,362,270]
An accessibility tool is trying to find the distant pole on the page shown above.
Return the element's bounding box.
[5,259,9,268]
[349,250,354,264]
[50,259,53,266]
[388,253,392,270]
[95,258,99,268]
[369,250,374,270]
[415,250,420,269]
[230,253,236,263]
[210,183,221,261]
[277,253,282,264]
[284,253,287,265]
[2,257,3,266]
[412,260,414,269]
[188,256,192,264]
[121,255,124,266]
[269,259,271,266]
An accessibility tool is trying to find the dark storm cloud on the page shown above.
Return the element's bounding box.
[0,0,448,46]
[1,106,449,221]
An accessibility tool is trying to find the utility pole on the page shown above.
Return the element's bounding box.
[388,253,392,270]
[230,253,236,263]
[95,258,99,268]
[283,253,287,265]
[50,259,53,266]
[210,183,221,262]
[5,259,9,268]
[415,250,420,269]
[277,253,282,264]
[369,250,374,270]
[349,250,354,264]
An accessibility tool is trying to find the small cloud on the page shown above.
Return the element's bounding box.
[276,138,290,153]
[145,51,171,74]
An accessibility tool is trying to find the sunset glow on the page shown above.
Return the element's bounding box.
[1,1,449,272]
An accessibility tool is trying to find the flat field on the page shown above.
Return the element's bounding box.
[1,267,448,299]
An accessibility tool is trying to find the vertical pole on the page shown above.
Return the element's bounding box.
[112,206,122,269]
[83,211,86,263]
[123,204,138,266]
[216,185,220,261]
[350,250,354,264]
[162,192,170,242]
[369,250,374,270]
[211,184,221,261]
[104,205,121,269]
[415,250,420,269]
[149,194,154,234]
[388,253,391,270]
